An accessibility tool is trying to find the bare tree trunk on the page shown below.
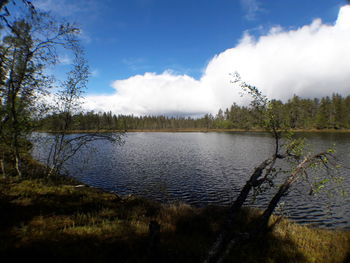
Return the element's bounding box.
[12,120,22,177]
[229,156,276,218]
[204,155,278,263]
[11,114,22,177]
[258,156,310,230]
[14,140,22,177]
[14,156,21,176]
[0,157,6,177]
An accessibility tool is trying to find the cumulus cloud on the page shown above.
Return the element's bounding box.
[86,71,212,116]
[85,5,350,116]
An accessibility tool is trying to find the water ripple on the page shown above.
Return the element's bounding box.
[32,132,350,229]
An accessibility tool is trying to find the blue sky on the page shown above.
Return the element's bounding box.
[33,0,350,116]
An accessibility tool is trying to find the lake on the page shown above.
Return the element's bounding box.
[32,132,350,229]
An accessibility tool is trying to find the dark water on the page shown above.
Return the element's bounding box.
[32,132,350,229]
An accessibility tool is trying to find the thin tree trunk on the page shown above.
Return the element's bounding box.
[0,157,6,177]
[11,89,22,177]
[229,156,276,218]
[258,156,310,230]
[204,155,277,263]
[14,142,21,177]
[11,91,22,177]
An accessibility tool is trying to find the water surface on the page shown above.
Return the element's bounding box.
[32,132,350,229]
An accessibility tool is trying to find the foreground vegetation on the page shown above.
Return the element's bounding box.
[1,171,349,263]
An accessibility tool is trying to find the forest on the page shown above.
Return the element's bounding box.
[38,94,350,131]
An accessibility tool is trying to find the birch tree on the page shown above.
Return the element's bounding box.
[204,74,343,263]
[0,2,84,176]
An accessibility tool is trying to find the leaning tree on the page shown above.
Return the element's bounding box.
[204,73,344,263]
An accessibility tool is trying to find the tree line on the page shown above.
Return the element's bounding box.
[38,93,350,131]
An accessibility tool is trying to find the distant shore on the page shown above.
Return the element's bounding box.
[37,128,350,134]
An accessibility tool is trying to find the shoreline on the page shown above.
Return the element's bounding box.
[1,153,349,262]
[36,128,350,134]
[1,175,349,262]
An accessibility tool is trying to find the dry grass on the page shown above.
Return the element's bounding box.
[0,175,349,262]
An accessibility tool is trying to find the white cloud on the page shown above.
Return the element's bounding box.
[86,71,213,116]
[85,5,350,116]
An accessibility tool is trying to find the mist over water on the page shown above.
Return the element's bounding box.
[32,132,350,229]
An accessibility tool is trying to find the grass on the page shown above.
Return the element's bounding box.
[0,173,349,263]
